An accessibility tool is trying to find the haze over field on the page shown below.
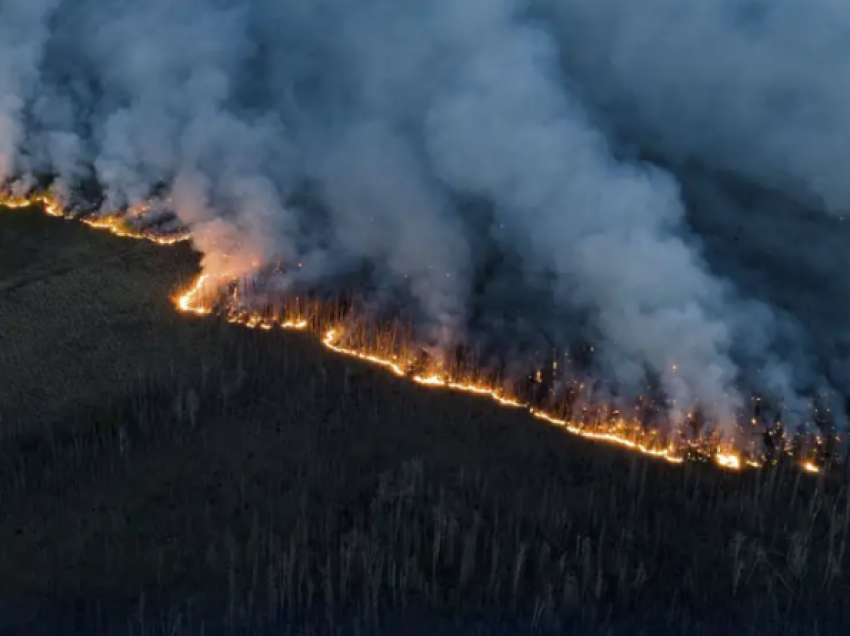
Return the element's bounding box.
[2,0,849,438]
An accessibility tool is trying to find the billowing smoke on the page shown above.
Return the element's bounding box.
[1,0,848,438]
[0,0,60,181]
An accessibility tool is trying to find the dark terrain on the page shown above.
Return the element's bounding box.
[0,206,848,635]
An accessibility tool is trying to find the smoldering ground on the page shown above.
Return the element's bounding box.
[1,0,849,440]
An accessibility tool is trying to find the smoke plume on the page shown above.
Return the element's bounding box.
[2,0,848,438]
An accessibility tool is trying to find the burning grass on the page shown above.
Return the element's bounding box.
[0,190,189,245]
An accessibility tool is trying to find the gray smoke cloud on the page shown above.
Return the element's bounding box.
[0,0,60,181]
[538,0,850,214]
[1,0,848,436]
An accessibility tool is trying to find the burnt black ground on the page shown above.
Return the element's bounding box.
[0,206,848,636]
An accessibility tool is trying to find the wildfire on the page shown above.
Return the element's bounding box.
[81,215,190,245]
[172,277,750,468]
[531,409,685,464]
[323,329,407,376]
[0,192,64,217]
[175,274,214,315]
[173,272,835,475]
[3,190,830,477]
[173,272,309,329]
[412,375,524,408]
[1,191,190,245]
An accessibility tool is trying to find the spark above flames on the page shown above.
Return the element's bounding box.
[1,190,828,476]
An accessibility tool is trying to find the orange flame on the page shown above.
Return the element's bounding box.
[175,274,214,315]
[323,329,407,376]
[801,461,821,474]
[1,191,189,245]
[530,409,684,464]
[715,453,742,470]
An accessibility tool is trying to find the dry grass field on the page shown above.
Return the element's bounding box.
[0,206,848,635]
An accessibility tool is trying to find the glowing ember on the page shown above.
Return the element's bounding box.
[715,453,741,470]
[801,461,821,474]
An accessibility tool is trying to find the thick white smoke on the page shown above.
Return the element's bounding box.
[1,0,848,435]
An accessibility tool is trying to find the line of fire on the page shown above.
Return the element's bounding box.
[2,183,838,477]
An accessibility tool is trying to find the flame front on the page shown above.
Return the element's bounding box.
[3,190,829,476]
[1,191,190,245]
[175,274,213,315]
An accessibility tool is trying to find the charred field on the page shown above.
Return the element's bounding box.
[0,207,849,636]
